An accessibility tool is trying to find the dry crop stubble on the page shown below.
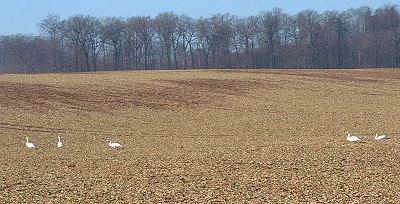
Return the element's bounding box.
[0,69,400,203]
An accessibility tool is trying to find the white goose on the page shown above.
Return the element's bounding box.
[346,132,361,142]
[57,136,63,148]
[374,133,390,141]
[108,138,122,148]
[25,137,35,149]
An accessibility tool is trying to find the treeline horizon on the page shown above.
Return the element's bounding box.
[1,4,400,74]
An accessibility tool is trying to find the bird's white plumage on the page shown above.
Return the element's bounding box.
[26,137,35,149]
[108,139,122,148]
[346,132,361,142]
[375,133,390,141]
[57,136,63,148]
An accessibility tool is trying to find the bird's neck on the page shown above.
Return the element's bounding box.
[26,137,28,143]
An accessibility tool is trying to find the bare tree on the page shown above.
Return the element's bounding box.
[320,11,336,68]
[3,3,400,74]
[101,17,125,70]
[154,12,180,69]
[347,7,370,68]
[179,15,197,68]
[258,8,283,68]
[297,10,321,68]
[237,16,259,68]
[230,16,242,67]
[38,14,65,72]
[126,16,155,69]
[366,9,385,67]
[380,5,400,67]
[195,17,213,67]
[65,15,101,71]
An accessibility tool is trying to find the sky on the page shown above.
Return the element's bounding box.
[0,0,398,35]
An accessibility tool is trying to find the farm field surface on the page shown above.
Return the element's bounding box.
[0,69,400,203]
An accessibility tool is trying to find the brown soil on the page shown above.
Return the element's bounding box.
[0,69,400,203]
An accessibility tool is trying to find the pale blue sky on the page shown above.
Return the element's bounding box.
[0,0,398,35]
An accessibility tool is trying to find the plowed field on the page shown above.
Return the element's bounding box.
[1,69,400,203]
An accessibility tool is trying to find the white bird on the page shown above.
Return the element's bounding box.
[346,132,361,142]
[57,136,63,148]
[374,133,390,141]
[25,137,35,149]
[108,138,122,148]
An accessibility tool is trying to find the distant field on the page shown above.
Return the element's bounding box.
[1,69,400,203]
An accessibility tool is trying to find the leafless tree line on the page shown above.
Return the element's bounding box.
[1,4,400,73]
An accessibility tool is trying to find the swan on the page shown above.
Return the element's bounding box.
[25,137,35,149]
[57,136,63,148]
[346,132,361,142]
[374,133,390,141]
[108,138,122,148]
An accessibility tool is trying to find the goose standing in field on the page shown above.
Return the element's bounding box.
[108,138,122,148]
[374,133,390,141]
[25,137,35,149]
[57,136,63,148]
[346,132,361,142]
